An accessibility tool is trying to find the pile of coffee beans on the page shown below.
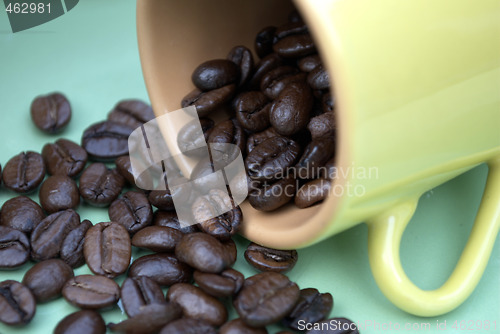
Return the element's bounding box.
[0,9,359,334]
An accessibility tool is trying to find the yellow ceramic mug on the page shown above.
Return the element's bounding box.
[136,0,500,316]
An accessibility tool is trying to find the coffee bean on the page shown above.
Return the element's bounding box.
[260,66,306,100]
[60,219,92,268]
[207,118,246,165]
[192,59,239,91]
[192,189,243,240]
[39,175,80,213]
[248,53,284,89]
[244,243,298,273]
[307,112,335,140]
[22,259,74,302]
[30,92,71,133]
[30,209,80,261]
[255,26,276,59]
[193,268,244,298]
[234,91,272,132]
[283,288,333,331]
[181,84,236,117]
[128,253,193,286]
[167,283,227,326]
[159,318,217,334]
[175,232,236,273]
[107,99,155,129]
[154,210,198,234]
[148,189,174,211]
[131,225,183,252]
[248,177,296,213]
[275,21,308,40]
[295,178,331,208]
[177,117,214,157]
[0,196,45,233]
[322,92,335,113]
[108,191,153,234]
[62,275,120,309]
[121,276,165,318]
[307,65,330,90]
[234,272,300,327]
[246,136,301,181]
[320,157,336,180]
[227,46,254,86]
[83,222,131,278]
[246,127,279,154]
[0,226,30,269]
[270,81,313,136]
[79,163,125,207]
[274,33,316,58]
[2,151,46,194]
[54,310,106,334]
[108,303,182,334]
[295,138,335,179]
[0,280,36,325]
[81,121,134,161]
[220,319,268,334]
[42,139,88,177]
[298,54,321,72]
[305,318,359,334]
[114,155,136,185]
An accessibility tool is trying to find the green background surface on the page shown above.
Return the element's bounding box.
[0,1,499,333]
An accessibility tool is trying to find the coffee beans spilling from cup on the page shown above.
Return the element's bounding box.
[0,9,359,334]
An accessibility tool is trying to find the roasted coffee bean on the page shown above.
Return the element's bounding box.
[295,178,331,208]
[0,196,45,233]
[208,118,246,165]
[39,175,80,213]
[0,280,36,325]
[244,243,298,273]
[298,54,321,72]
[248,53,284,89]
[60,219,92,268]
[115,155,136,185]
[220,319,268,334]
[22,259,74,302]
[0,226,30,269]
[246,136,301,181]
[305,318,359,334]
[62,275,120,309]
[248,176,297,211]
[274,32,316,58]
[175,232,236,273]
[260,66,306,100]
[320,157,336,180]
[227,46,254,86]
[275,21,308,40]
[307,65,330,90]
[148,189,174,211]
[167,283,227,326]
[108,303,182,334]
[255,26,276,59]
[270,81,313,136]
[132,225,183,252]
[79,163,125,207]
[307,112,335,140]
[107,99,155,129]
[154,210,198,234]
[296,138,336,178]
[121,276,165,318]
[234,91,272,132]
[81,121,134,161]
[30,209,80,261]
[192,189,243,240]
[182,84,236,117]
[42,139,88,177]
[234,272,300,327]
[193,268,244,298]
[128,253,193,286]
[177,117,214,157]
[192,59,239,91]
[246,127,279,154]
[84,222,131,278]
[322,92,335,113]
[190,157,220,191]
[2,151,45,193]
[30,92,71,133]
[108,191,153,234]
[283,288,333,331]
[54,310,106,334]
[159,318,216,334]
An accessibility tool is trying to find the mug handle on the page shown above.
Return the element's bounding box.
[366,156,500,316]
